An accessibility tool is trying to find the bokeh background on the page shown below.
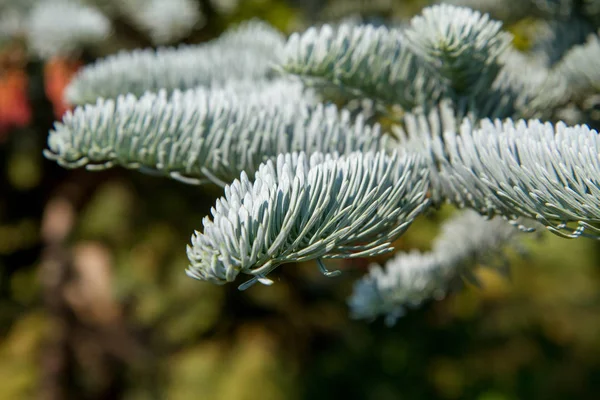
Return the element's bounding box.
[2,0,600,399]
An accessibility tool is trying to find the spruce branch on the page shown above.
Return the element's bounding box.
[45,80,388,186]
[348,210,521,325]
[397,102,600,238]
[65,19,285,105]
[186,151,430,289]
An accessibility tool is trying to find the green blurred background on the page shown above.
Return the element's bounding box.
[1,0,600,399]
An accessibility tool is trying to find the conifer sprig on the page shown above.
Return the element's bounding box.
[397,102,600,238]
[348,210,521,325]
[404,4,512,99]
[65,20,285,105]
[280,22,441,111]
[186,151,430,289]
[45,80,388,186]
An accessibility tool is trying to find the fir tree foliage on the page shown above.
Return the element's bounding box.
[280,22,442,112]
[403,4,512,99]
[46,80,387,186]
[65,20,286,105]
[280,4,556,120]
[348,209,521,325]
[43,3,600,323]
[186,151,430,289]
[396,102,600,238]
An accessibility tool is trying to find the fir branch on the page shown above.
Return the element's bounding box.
[404,4,512,102]
[281,5,515,118]
[348,210,521,325]
[397,102,600,238]
[65,19,285,105]
[186,151,430,289]
[26,0,112,59]
[45,80,388,186]
[279,22,442,111]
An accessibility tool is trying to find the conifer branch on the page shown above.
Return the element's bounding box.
[397,102,600,238]
[281,5,517,119]
[45,80,388,186]
[280,22,442,111]
[348,210,521,325]
[186,151,430,289]
[37,1,600,327]
[404,4,512,100]
[65,20,285,105]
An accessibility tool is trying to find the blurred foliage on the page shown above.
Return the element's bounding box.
[1,0,600,399]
